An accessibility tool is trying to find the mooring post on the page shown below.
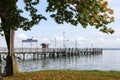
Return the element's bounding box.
[49,53,51,58]
[44,53,46,58]
[65,48,67,56]
[0,54,1,63]
[33,53,36,60]
[56,53,59,58]
[23,53,25,61]
[37,53,39,59]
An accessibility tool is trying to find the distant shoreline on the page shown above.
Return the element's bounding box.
[102,48,120,50]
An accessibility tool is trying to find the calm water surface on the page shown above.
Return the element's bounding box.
[1,50,120,72]
[17,50,120,72]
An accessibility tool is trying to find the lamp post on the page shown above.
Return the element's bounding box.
[54,38,56,48]
[22,41,23,53]
[91,43,93,48]
[31,37,33,49]
[63,31,65,48]
[75,40,77,48]
[36,39,38,52]
[66,39,69,48]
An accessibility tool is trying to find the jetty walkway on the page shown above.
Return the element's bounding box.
[0,47,102,60]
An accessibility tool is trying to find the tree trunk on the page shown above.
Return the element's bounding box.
[0,0,19,76]
[4,29,19,76]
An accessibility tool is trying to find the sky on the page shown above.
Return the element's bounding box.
[0,0,120,48]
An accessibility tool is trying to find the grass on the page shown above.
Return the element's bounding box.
[3,70,120,80]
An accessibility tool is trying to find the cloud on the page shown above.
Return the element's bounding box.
[70,37,87,45]
[55,36,64,41]
[16,33,28,40]
[41,38,50,43]
[116,38,120,42]
[75,37,87,41]
[0,36,6,47]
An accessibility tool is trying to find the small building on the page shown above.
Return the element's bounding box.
[41,43,49,48]
[41,43,50,52]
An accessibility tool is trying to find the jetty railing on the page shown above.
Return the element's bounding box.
[0,47,102,54]
[0,47,102,60]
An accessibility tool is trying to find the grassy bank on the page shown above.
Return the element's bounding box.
[4,70,120,80]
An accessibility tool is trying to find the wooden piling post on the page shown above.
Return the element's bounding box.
[33,53,35,60]
[44,53,46,58]
[37,53,39,59]
[23,53,25,61]
[0,54,1,63]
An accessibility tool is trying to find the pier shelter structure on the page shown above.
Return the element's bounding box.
[41,43,50,58]
[22,38,38,48]
[22,38,38,60]
[41,43,50,52]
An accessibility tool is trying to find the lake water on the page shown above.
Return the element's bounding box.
[18,50,120,72]
[1,50,120,72]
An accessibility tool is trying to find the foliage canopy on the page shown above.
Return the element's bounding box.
[0,0,114,34]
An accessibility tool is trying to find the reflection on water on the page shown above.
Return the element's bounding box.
[18,53,103,72]
[1,50,120,72]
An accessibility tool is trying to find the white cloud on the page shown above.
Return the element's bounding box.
[116,38,120,42]
[16,33,28,40]
[0,36,6,47]
[42,38,50,43]
[55,36,64,41]
[98,38,104,42]
[75,37,87,41]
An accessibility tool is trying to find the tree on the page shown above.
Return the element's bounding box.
[0,0,114,76]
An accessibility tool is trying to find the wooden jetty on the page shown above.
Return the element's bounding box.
[0,47,102,60]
